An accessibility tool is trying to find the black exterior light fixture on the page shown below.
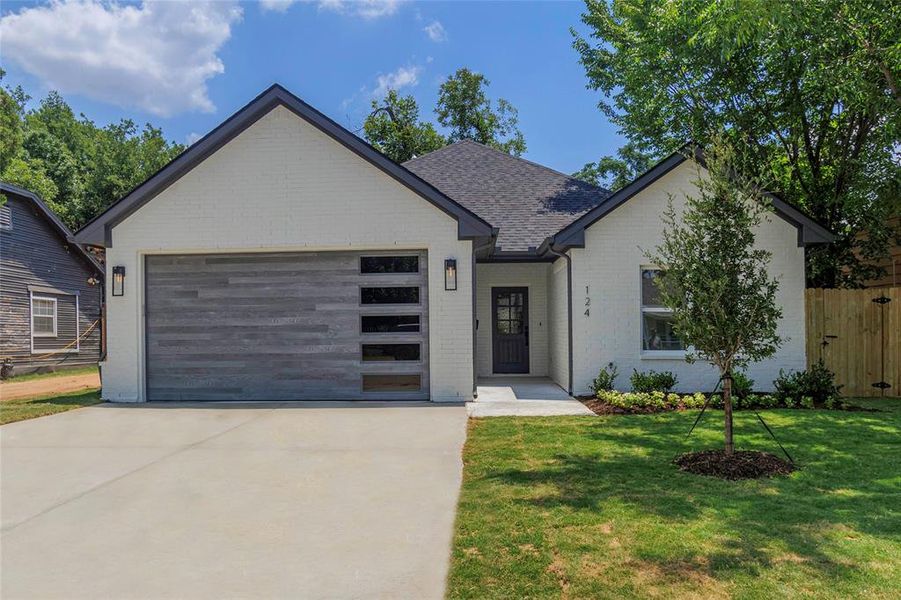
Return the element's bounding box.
[445,258,457,291]
[112,265,126,297]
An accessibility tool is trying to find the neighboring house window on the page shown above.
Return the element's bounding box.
[32,296,58,337]
[0,204,11,230]
[641,269,684,352]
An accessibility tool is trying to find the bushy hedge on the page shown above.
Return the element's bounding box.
[594,389,846,413]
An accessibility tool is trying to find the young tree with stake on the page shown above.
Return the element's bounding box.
[648,137,784,455]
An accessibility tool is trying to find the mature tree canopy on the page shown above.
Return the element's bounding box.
[575,0,901,287]
[435,68,526,156]
[363,90,446,163]
[572,141,653,190]
[648,137,783,454]
[0,73,183,229]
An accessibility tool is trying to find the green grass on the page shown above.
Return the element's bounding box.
[0,390,102,425]
[3,365,98,382]
[448,400,901,599]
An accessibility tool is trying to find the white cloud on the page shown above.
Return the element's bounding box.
[185,132,204,146]
[261,0,402,19]
[423,20,447,42]
[372,65,421,98]
[0,1,242,117]
[259,0,297,12]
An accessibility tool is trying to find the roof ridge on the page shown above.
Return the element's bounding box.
[406,139,611,195]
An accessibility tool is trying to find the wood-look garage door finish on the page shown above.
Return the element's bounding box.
[145,251,428,401]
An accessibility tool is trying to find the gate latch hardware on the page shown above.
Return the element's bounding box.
[872,296,891,304]
[872,381,891,390]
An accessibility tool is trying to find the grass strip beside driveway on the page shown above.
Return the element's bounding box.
[1,390,102,425]
[448,400,901,599]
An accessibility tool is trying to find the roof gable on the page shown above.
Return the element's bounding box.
[404,140,609,253]
[75,85,494,247]
[550,146,834,251]
[0,182,102,275]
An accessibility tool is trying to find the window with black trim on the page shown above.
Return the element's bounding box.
[641,268,685,352]
[362,343,421,362]
[0,205,11,230]
[360,256,419,274]
[361,286,420,304]
[362,315,420,333]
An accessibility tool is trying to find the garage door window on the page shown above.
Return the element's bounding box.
[362,343,421,361]
[362,374,421,392]
[361,286,420,304]
[360,255,419,274]
[361,315,420,333]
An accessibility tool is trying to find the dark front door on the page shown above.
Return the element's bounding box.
[492,287,529,374]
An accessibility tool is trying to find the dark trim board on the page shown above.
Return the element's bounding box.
[75,85,495,247]
[548,145,834,252]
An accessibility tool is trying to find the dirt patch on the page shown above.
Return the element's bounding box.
[546,549,570,596]
[0,372,100,402]
[579,398,664,415]
[674,450,795,480]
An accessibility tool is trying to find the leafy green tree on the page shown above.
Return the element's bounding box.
[572,141,653,190]
[575,0,901,287]
[648,138,783,455]
[436,68,526,156]
[363,90,446,162]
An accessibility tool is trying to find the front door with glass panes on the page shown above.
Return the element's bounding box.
[492,287,529,373]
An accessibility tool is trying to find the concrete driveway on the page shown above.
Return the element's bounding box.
[1,402,468,600]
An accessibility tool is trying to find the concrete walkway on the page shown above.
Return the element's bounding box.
[469,377,594,417]
[1,402,468,600]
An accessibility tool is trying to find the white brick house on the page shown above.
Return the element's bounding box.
[76,85,832,402]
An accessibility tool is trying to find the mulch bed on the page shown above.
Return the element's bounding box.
[673,450,796,480]
[579,398,664,415]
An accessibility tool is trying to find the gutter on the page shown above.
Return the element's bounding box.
[543,240,574,396]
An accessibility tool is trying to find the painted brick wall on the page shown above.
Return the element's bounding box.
[547,258,570,390]
[569,160,807,394]
[103,105,473,402]
[475,263,549,377]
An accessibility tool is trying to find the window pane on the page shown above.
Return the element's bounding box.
[362,343,421,361]
[34,316,55,335]
[361,287,420,304]
[33,299,55,317]
[362,374,421,392]
[360,256,419,274]
[361,315,420,333]
[642,312,684,351]
[641,269,664,307]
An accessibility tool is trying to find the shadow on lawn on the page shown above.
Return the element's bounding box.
[486,409,901,582]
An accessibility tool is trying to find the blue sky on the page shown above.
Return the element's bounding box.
[0,1,624,174]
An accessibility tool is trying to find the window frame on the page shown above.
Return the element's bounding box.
[0,204,11,231]
[639,267,686,358]
[31,295,58,338]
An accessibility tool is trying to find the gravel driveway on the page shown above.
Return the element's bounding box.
[1,402,467,599]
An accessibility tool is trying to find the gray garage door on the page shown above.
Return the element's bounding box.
[145,251,429,401]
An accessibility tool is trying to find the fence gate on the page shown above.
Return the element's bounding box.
[805,288,900,397]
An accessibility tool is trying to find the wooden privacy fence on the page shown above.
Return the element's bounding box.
[806,287,900,397]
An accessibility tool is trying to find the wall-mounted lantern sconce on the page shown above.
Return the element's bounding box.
[445,258,457,291]
[112,266,126,297]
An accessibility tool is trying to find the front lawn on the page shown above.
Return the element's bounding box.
[449,400,901,599]
[2,365,98,382]
[0,390,103,425]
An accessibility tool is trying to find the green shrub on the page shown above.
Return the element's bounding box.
[774,360,842,405]
[630,369,678,394]
[591,363,618,395]
[730,371,754,398]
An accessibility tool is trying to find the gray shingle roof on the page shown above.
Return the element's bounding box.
[403,140,610,252]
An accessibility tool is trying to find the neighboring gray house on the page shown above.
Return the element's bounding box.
[74,85,832,402]
[1,182,103,376]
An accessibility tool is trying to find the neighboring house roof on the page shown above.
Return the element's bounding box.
[0,181,103,276]
[404,140,610,253]
[548,146,835,252]
[74,84,495,247]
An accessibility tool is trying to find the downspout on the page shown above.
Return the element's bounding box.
[545,244,574,396]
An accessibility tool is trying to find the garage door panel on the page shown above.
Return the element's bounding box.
[145,251,428,401]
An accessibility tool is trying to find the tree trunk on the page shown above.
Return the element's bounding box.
[723,373,734,456]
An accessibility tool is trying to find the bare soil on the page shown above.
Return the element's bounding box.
[0,372,101,402]
[673,450,795,480]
